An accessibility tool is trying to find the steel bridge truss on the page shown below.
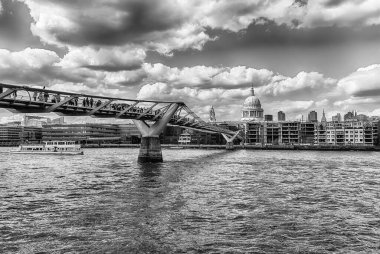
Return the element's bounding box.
[0,83,240,137]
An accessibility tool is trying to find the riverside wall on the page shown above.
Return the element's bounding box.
[82,143,380,151]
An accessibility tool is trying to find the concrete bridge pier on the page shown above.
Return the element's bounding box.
[221,131,240,150]
[133,103,180,163]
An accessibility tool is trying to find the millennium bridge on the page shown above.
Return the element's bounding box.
[0,83,241,162]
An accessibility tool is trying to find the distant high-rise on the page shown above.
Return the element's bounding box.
[264,115,273,121]
[308,110,318,123]
[278,111,286,121]
[332,113,342,122]
[321,109,327,123]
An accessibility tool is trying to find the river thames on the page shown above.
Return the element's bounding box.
[1,148,379,253]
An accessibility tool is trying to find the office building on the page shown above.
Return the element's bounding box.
[42,123,123,143]
[0,125,42,146]
[278,111,286,121]
[264,115,273,121]
[308,110,318,123]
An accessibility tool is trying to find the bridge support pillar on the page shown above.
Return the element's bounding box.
[221,131,240,150]
[138,136,163,163]
[133,103,180,163]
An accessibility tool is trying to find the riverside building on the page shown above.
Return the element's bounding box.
[315,120,379,146]
[240,89,379,147]
[42,123,124,144]
[0,125,42,146]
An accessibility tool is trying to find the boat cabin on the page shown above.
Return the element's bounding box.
[18,141,81,152]
[45,141,76,146]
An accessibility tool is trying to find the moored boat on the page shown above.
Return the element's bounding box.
[10,141,84,155]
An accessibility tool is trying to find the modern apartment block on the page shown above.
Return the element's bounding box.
[279,122,302,144]
[315,121,379,146]
[245,121,315,145]
[245,120,380,146]
[263,122,279,145]
[245,122,263,144]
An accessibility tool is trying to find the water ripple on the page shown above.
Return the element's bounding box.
[0,148,380,253]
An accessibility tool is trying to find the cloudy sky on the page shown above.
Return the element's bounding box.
[1,0,380,122]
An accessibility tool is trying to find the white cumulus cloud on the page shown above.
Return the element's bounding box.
[0,47,59,69]
[338,64,380,96]
[303,0,380,27]
[59,46,146,71]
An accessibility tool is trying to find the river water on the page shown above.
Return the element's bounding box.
[0,148,379,253]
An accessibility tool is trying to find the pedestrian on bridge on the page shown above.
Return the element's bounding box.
[33,91,38,101]
[43,91,49,102]
[90,97,94,107]
[38,92,43,101]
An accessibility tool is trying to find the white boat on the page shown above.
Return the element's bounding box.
[10,141,84,155]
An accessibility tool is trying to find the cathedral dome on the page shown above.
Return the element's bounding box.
[242,88,261,109]
[241,87,264,122]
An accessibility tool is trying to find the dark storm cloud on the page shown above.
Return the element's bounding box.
[146,19,380,78]
[0,0,65,54]
[324,0,348,7]
[42,66,94,84]
[82,63,142,72]
[354,89,380,97]
[0,68,46,84]
[31,0,187,47]
[0,65,89,86]
[204,19,380,48]
[293,0,308,7]
[0,0,38,50]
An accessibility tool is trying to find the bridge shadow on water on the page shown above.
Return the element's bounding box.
[136,148,237,182]
[137,163,163,181]
[135,148,238,191]
[123,149,242,252]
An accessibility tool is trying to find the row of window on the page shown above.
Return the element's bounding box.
[22,147,79,151]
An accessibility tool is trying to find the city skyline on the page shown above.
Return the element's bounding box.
[1,0,380,122]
